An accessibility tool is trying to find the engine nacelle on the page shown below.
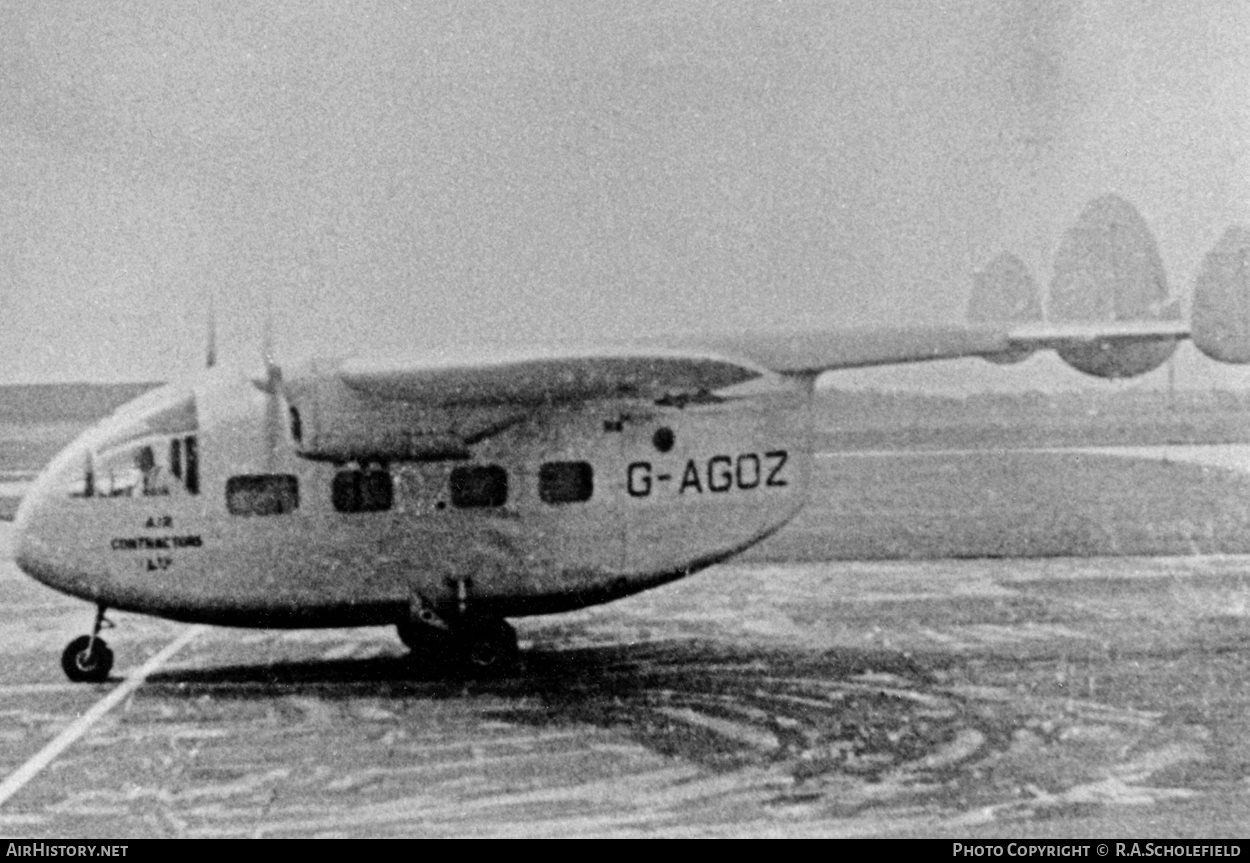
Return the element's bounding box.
[282,363,518,463]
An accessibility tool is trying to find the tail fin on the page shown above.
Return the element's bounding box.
[1050,194,1177,323]
[1047,195,1179,378]
[966,252,1042,364]
[1192,225,1250,364]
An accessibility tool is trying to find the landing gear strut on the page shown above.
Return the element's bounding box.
[399,590,519,676]
[61,604,114,683]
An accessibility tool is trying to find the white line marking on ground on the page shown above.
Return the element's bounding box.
[0,625,205,809]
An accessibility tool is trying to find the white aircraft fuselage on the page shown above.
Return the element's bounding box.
[13,365,810,631]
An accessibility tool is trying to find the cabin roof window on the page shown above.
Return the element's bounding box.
[539,461,593,504]
[226,474,299,516]
[332,467,393,513]
[449,465,508,509]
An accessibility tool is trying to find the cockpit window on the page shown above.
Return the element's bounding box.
[178,436,199,494]
[66,390,200,499]
[70,435,200,498]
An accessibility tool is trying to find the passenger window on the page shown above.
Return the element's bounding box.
[226,474,299,516]
[332,468,393,513]
[449,465,508,509]
[539,461,593,504]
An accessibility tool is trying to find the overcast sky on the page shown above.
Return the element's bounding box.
[0,1,1246,388]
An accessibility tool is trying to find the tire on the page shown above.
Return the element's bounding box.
[397,617,519,678]
[461,617,519,675]
[61,635,114,683]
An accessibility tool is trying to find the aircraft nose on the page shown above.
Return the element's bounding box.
[10,453,87,598]
[12,468,54,581]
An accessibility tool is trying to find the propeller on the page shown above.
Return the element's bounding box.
[221,290,287,470]
[259,302,284,471]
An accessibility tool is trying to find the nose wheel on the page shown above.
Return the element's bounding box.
[61,605,114,683]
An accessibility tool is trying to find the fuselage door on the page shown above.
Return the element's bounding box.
[527,407,624,575]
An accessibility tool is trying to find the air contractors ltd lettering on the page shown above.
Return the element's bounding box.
[627,451,788,498]
[110,535,202,551]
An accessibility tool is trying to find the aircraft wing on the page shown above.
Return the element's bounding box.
[283,314,1227,462]
[335,325,1017,408]
[652,320,1190,377]
[332,318,1192,408]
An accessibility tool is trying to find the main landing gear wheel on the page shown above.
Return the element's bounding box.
[396,614,519,677]
[61,635,114,683]
[461,617,519,673]
[61,604,115,683]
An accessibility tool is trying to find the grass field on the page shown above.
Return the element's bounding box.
[748,451,1250,561]
[813,387,1250,451]
[797,387,1250,559]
